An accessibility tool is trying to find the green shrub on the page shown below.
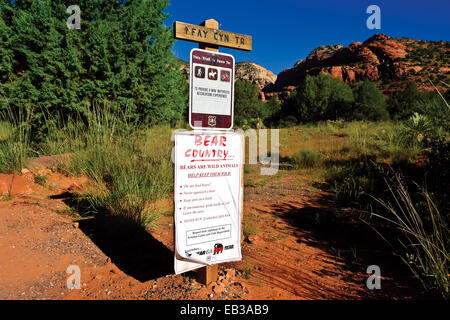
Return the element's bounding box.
[397,113,435,147]
[280,75,389,122]
[243,218,259,240]
[290,149,324,168]
[426,137,450,221]
[0,122,14,142]
[243,263,253,279]
[351,80,389,121]
[325,155,377,204]
[39,105,174,228]
[34,175,48,186]
[388,82,422,119]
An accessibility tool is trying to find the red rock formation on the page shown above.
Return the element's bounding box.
[264,34,437,101]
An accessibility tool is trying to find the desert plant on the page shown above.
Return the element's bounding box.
[43,103,174,228]
[68,126,173,227]
[369,171,449,298]
[0,121,14,142]
[398,113,435,146]
[34,174,49,186]
[243,262,253,279]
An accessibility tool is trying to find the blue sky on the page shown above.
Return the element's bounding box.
[165,0,450,75]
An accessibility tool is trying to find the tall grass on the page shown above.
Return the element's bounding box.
[0,106,32,173]
[369,171,449,298]
[52,104,174,228]
[0,101,174,228]
[289,149,324,168]
[371,82,450,298]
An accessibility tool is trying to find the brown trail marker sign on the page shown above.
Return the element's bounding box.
[173,19,251,286]
[189,48,235,130]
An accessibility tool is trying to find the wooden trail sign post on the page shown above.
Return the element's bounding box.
[173,19,251,286]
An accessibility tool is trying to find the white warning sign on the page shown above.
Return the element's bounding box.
[174,131,243,274]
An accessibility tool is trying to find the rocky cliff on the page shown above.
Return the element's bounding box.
[264,34,450,101]
[235,62,277,90]
[177,34,449,103]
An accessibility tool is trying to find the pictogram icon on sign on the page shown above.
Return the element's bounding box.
[208,68,218,80]
[220,70,230,82]
[195,66,205,78]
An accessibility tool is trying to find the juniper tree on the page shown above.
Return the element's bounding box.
[0,0,187,136]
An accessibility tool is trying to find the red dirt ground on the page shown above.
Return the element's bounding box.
[0,167,426,300]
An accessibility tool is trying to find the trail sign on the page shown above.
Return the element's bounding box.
[173,18,251,285]
[189,48,235,130]
[174,21,252,51]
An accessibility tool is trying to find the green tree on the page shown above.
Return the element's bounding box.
[351,80,389,121]
[388,81,422,119]
[234,79,269,127]
[0,0,187,136]
[388,81,449,126]
[282,73,354,122]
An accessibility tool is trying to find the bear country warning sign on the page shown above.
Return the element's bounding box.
[174,131,243,274]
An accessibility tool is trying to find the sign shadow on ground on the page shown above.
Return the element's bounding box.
[50,192,174,282]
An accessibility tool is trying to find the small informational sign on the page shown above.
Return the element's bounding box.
[174,131,243,274]
[189,48,235,130]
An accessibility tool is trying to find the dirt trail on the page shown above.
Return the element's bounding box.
[0,169,422,300]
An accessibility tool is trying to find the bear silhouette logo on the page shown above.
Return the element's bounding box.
[213,243,223,255]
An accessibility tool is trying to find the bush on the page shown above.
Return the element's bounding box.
[68,126,173,227]
[426,137,450,222]
[397,113,435,147]
[325,156,376,204]
[289,149,324,168]
[280,75,389,123]
[34,174,49,186]
[278,115,298,128]
[351,80,389,121]
[389,82,450,125]
[243,218,259,240]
